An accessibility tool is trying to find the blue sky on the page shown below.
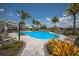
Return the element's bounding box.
[0,3,69,28]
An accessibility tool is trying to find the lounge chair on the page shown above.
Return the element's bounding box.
[0,36,10,44]
[0,36,16,45]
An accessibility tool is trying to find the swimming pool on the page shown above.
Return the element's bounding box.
[20,31,59,40]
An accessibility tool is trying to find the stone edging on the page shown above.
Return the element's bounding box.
[16,43,26,56]
[43,44,48,56]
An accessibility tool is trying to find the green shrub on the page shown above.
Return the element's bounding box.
[2,44,13,49]
[12,41,23,50]
[63,30,78,36]
[0,41,23,50]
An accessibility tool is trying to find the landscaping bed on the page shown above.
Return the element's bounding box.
[0,41,26,56]
[45,39,79,56]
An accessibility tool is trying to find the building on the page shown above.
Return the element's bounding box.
[0,19,17,32]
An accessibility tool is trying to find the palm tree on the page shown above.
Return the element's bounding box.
[32,19,41,30]
[40,24,47,31]
[32,19,35,25]
[51,17,59,33]
[31,25,35,31]
[32,19,36,30]
[17,10,31,30]
[17,10,31,41]
[19,20,25,31]
[51,17,59,28]
[65,3,79,35]
[35,20,41,28]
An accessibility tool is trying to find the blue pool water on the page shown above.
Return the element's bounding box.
[20,31,59,40]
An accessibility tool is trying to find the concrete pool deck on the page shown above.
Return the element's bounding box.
[9,33,48,56]
[20,36,48,56]
[8,32,69,56]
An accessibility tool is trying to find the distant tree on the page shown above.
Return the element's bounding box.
[40,24,47,30]
[31,25,35,29]
[32,19,41,30]
[51,17,59,28]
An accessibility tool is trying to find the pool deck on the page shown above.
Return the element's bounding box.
[9,33,48,56]
[8,32,69,56]
[21,36,48,56]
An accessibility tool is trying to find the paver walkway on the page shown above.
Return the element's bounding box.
[20,36,47,56]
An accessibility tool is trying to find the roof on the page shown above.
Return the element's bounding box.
[0,19,17,27]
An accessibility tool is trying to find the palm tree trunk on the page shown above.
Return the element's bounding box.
[18,22,20,41]
[37,25,40,31]
[54,23,56,33]
[73,13,76,35]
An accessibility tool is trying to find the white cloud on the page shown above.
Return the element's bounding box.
[63,13,67,17]
[59,17,64,21]
[0,9,4,12]
[59,15,73,23]
[46,13,79,28]
[37,19,41,22]
[25,24,32,28]
[7,13,14,16]
[7,12,15,16]
[46,17,51,21]
[17,13,19,16]
[56,16,72,28]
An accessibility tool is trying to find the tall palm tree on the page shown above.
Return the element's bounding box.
[51,17,59,28]
[17,10,31,41]
[32,19,35,25]
[19,20,25,31]
[31,25,35,31]
[31,25,35,29]
[32,19,41,30]
[17,10,31,30]
[65,3,79,35]
[51,17,59,33]
[32,19,36,30]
